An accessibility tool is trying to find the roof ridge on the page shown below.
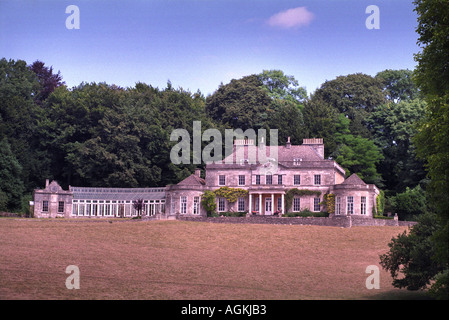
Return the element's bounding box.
[342,173,366,185]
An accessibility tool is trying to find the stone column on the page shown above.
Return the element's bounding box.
[271,193,274,215]
[259,194,262,215]
[281,193,284,214]
[249,194,252,214]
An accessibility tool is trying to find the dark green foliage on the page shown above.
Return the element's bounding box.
[257,69,307,106]
[0,58,43,192]
[201,190,217,217]
[411,0,449,299]
[367,99,427,192]
[311,73,385,138]
[302,96,338,157]
[214,211,247,217]
[375,69,419,102]
[387,185,428,221]
[0,138,24,211]
[380,213,443,292]
[333,114,383,185]
[283,210,328,217]
[205,75,272,130]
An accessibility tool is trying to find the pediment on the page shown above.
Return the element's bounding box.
[251,159,288,175]
[45,180,64,193]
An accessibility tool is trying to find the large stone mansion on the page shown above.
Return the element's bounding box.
[33,138,380,219]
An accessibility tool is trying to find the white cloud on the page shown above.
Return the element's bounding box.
[267,7,314,29]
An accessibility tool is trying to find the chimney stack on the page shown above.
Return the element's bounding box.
[286,136,291,149]
[302,138,324,159]
[195,168,201,178]
[45,179,49,188]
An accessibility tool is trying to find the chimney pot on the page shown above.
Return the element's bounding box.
[286,136,291,149]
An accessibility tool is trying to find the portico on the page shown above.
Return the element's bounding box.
[248,187,285,215]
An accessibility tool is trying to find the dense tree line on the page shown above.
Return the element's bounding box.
[380,0,448,299]
[0,58,429,220]
[1,0,445,299]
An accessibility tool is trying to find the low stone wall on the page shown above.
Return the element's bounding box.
[0,212,21,218]
[176,215,417,228]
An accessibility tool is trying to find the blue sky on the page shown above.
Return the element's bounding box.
[0,0,419,96]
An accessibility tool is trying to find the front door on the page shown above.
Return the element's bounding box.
[265,197,272,215]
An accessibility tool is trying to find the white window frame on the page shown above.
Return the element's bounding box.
[347,196,354,215]
[218,175,226,186]
[294,175,301,185]
[293,197,301,212]
[266,174,272,185]
[42,200,49,212]
[361,196,366,215]
[180,196,187,214]
[313,197,320,212]
[79,200,85,216]
[218,197,226,212]
[238,197,245,212]
[72,200,78,216]
[58,201,64,213]
[314,174,321,185]
[335,196,341,215]
[238,175,245,186]
[171,197,175,214]
[105,201,112,216]
[193,196,200,215]
[277,175,283,185]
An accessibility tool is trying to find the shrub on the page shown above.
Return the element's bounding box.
[201,190,216,217]
[388,185,428,220]
[216,211,247,217]
[283,209,329,217]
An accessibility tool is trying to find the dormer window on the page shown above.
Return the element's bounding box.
[293,158,302,165]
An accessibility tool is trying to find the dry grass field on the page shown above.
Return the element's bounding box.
[0,218,429,300]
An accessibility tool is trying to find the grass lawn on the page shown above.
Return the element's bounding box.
[0,218,429,300]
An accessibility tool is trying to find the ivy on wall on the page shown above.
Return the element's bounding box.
[375,189,385,216]
[285,188,322,211]
[201,190,217,216]
[201,187,249,216]
[322,193,335,214]
[213,186,248,203]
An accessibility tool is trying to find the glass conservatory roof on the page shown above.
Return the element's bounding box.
[70,186,166,201]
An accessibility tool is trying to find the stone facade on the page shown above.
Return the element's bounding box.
[33,138,380,221]
[33,180,73,218]
[168,138,379,218]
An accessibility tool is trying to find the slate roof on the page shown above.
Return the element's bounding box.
[177,174,206,186]
[220,144,323,165]
[341,173,367,185]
